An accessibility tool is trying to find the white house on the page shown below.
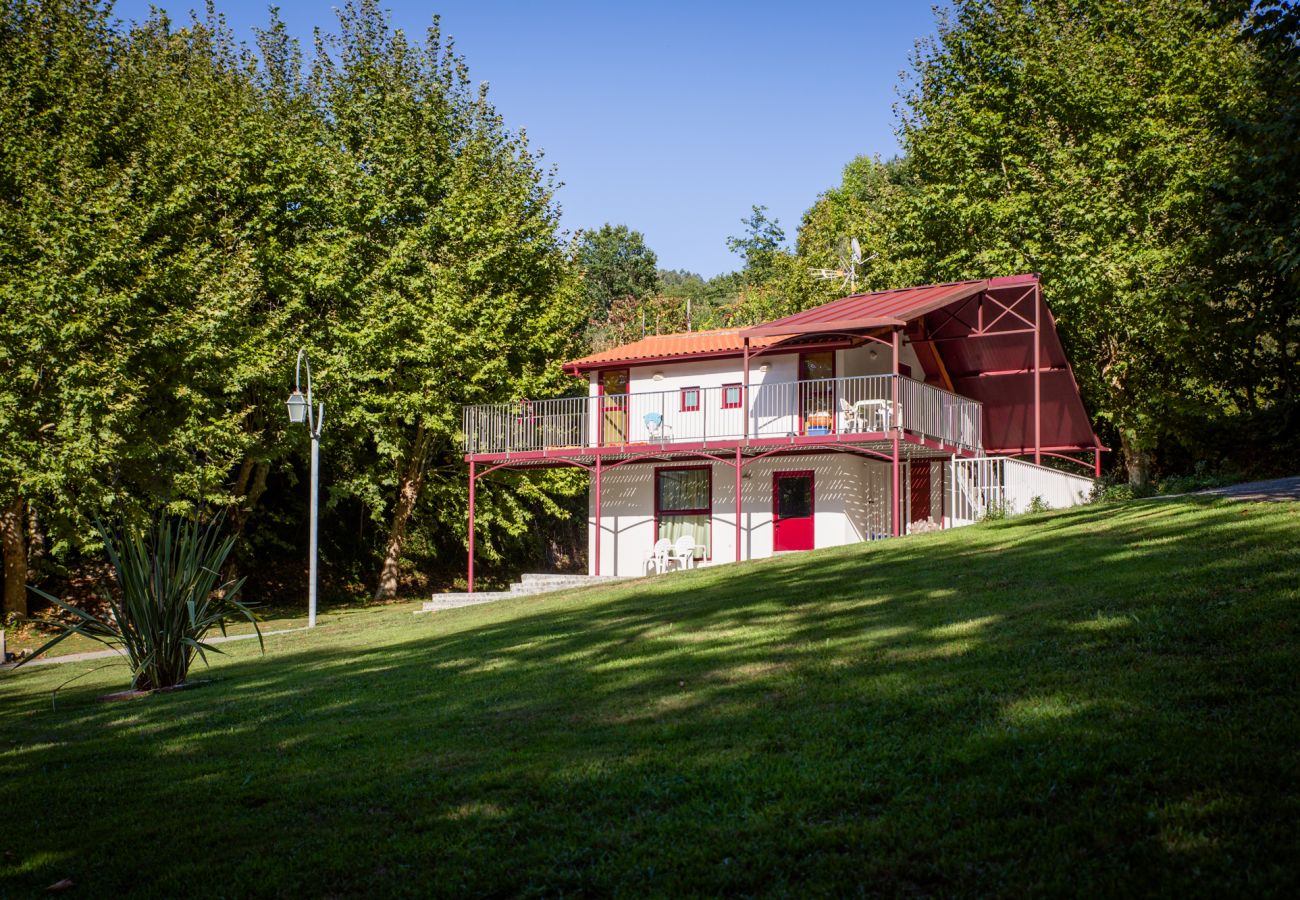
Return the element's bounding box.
[461,275,1102,585]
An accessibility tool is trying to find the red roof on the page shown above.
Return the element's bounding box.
[565,274,1099,454]
[741,273,1098,454]
[563,328,790,374]
[740,276,1033,336]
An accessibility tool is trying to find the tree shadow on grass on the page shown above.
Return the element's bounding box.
[2,499,1298,896]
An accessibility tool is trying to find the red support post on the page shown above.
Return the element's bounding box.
[467,460,476,593]
[1094,445,1102,479]
[742,338,750,441]
[735,447,743,563]
[891,326,902,537]
[594,454,603,577]
[1033,284,1042,466]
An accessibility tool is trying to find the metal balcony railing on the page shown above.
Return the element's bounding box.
[462,374,982,456]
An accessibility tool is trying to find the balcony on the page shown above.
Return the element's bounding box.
[462,374,982,458]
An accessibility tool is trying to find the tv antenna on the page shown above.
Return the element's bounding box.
[810,237,875,293]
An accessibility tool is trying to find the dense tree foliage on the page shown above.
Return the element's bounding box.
[577,223,661,349]
[0,0,584,614]
[745,0,1297,486]
[576,224,658,316]
[2,0,1295,614]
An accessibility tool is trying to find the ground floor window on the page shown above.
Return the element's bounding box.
[655,465,711,560]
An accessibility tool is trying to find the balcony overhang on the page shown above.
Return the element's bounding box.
[464,431,980,468]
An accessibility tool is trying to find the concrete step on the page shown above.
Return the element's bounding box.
[420,574,632,613]
[518,573,626,586]
[510,574,625,594]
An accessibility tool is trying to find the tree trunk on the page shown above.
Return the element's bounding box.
[26,502,45,583]
[1120,431,1154,490]
[222,459,270,586]
[2,495,28,618]
[375,427,431,600]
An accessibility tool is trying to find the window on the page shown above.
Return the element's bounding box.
[680,386,700,412]
[655,466,711,560]
[721,383,742,409]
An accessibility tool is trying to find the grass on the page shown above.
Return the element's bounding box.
[2,497,1298,896]
[3,598,374,659]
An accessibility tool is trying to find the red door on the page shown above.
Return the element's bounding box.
[910,462,931,524]
[773,471,815,552]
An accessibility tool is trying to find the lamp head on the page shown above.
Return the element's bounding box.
[286,389,308,425]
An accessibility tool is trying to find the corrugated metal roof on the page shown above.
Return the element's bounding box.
[740,278,1031,336]
[737,273,1097,452]
[564,329,791,373]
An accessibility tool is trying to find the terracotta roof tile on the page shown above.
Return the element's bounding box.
[564,328,790,373]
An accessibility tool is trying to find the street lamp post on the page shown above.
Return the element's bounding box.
[286,349,324,628]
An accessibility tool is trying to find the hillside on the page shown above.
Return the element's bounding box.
[3,497,1298,896]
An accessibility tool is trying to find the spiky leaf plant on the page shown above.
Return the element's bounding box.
[19,513,261,691]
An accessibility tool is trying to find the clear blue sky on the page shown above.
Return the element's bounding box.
[112,1,947,276]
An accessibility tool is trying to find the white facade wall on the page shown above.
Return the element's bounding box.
[589,343,928,396]
[584,342,928,446]
[581,339,944,576]
[587,453,900,577]
[838,341,925,380]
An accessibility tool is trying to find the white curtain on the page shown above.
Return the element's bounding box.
[659,515,709,560]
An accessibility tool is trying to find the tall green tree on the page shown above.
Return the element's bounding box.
[0,0,588,610]
[307,1,584,598]
[1191,0,1300,460]
[896,0,1257,484]
[726,204,785,285]
[576,223,659,317]
[0,0,120,614]
[0,1,336,614]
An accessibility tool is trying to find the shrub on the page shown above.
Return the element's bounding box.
[1156,471,1246,496]
[1027,495,1051,514]
[19,513,261,691]
[979,499,1014,521]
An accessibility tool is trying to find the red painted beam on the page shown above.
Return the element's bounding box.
[467,460,476,593]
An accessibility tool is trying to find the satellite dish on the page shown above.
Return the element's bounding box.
[809,236,876,293]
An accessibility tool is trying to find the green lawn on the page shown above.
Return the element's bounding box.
[3,498,1298,896]
[3,601,317,660]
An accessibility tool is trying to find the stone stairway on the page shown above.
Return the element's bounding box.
[419,573,631,613]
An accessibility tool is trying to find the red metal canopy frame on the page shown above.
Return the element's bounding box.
[465,436,956,592]
[464,274,1104,592]
[739,274,1103,467]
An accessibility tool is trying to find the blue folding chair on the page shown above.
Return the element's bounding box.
[643,411,672,443]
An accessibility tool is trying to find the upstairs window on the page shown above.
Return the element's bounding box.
[680,387,701,412]
[721,383,742,409]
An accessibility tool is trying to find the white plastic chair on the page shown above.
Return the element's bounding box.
[649,538,673,574]
[643,412,672,443]
[840,398,869,432]
[670,534,698,571]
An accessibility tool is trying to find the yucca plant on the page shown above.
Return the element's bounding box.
[20,512,262,691]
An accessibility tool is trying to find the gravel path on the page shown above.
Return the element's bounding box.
[1192,476,1300,503]
[2,626,304,670]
